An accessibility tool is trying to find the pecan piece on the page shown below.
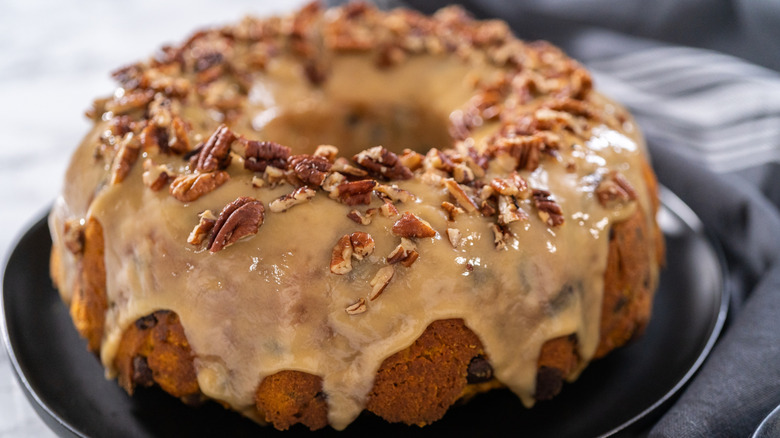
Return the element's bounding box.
[313,145,339,162]
[142,159,173,191]
[63,218,85,254]
[208,197,265,253]
[169,171,230,202]
[110,133,142,185]
[444,178,479,213]
[491,223,510,250]
[533,189,565,227]
[375,184,414,203]
[168,117,191,154]
[353,146,413,180]
[350,232,375,260]
[490,172,529,198]
[187,210,217,245]
[368,266,395,301]
[345,298,367,315]
[347,209,376,225]
[330,234,353,274]
[387,238,419,267]
[269,186,316,213]
[398,149,425,171]
[289,154,332,186]
[442,201,465,221]
[596,171,637,208]
[192,124,235,172]
[392,212,436,238]
[446,228,462,248]
[331,180,377,206]
[241,138,291,172]
[498,195,528,225]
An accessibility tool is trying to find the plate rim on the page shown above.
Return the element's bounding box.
[1,189,730,438]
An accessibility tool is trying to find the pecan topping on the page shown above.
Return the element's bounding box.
[330,234,354,274]
[142,159,173,191]
[269,186,316,213]
[63,219,85,254]
[392,212,436,238]
[350,232,375,260]
[533,189,565,227]
[596,171,637,208]
[452,162,475,184]
[446,228,462,248]
[208,197,265,253]
[444,178,479,213]
[491,223,510,250]
[331,180,377,206]
[398,149,424,171]
[378,201,399,217]
[110,133,142,185]
[498,195,528,225]
[289,154,332,186]
[169,117,191,154]
[106,89,155,114]
[353,146,413,180]
[375,184,414,203]
[321,171,347,192]
[345,298,367,315]
[169,171,230,202]
[187,210,217,245]
[192,124,236,172]
[490,172,529,198]
[368,266,395,301]
[331,158,369,177]
[442,201,465,221]
[387,238,419,267]
[313,144,339,162]
[347,209,376,225]
[241,138,291,172]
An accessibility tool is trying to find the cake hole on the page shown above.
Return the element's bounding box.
[257,101,453,157]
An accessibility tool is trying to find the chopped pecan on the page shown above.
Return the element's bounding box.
[139,123,170,153]
[490,172,529,198]
[387,238,419,267]
[480,199,498,217]
[169,171,230,202]
[241,138,291,172]
[426,148,456,173]
[498,195,528,225]
[264,166,288,187]
[110,133,142,185]
[596,171,637,208]
[392,212,436,238]
[446,228,462,248]
[331,180,377,206]
[444,178,479,213]
[345,297,367,315]
[533,189,565,227]
[63,219,85,254]
[321,171,347,192]
[491,223,510,250]
[208,197,265,252]
[347,209,376,225]
[251,175,265,188]
[375,184,414,203]
[142,159,173,191]
[398,149,424,171]
[379,201,399,217]
[313,144,339,162]
[368,266,395,301]
[187,210,217,245]
[350,232,375,260]
[332,158,369,177]
[452,162,475,184]
[353,146,413,180]
[192,124,236,172]
[169,117,191,154]
[330,234,353,274]
[106,89,155,114]
[269,186,316,213]
[441,201,465,221]
[289,154,332,186]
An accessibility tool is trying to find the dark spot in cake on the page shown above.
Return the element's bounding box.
[613,293,628,313]
[535,366,564,400]
[466,355,494,383]
[132,356,155,387]
[548,283,576,314]
[135,314,158,330]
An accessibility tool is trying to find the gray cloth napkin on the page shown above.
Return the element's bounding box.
[397,0,780,435]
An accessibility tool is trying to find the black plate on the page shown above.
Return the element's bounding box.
[2,189,727,438]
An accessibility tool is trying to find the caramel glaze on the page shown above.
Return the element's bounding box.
[49,3,660,430]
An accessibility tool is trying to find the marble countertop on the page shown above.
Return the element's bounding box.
[0,1,304,435]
